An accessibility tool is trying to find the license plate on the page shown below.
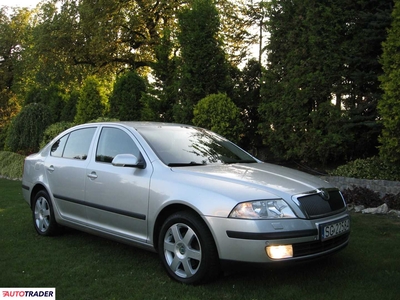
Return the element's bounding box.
[320,217,350,241]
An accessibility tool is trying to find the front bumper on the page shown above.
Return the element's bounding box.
[205,211,350,263]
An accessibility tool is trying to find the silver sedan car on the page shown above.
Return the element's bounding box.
[22,122,350,284]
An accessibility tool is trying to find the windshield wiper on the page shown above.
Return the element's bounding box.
[167,162,206,167]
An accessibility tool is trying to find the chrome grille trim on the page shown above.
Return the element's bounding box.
[293,188,347,219]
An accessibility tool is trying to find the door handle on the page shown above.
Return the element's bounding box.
[47,165,55,172]
[87,172,98,179]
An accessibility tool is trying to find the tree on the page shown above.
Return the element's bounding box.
[243,0,267,65]
[28,0,251,72]
[28,0,181,75]
[5,1,252,128]
[22,2,100,92]
[60,89,79,122]
[75,76,109,124]
[0,7,31,149]
[259,0,346,163]
[193,93,243,143]
[218,0,257,66]
[341,0,393,159]
[108,71,146,121]
[0,6,32,93]
[24,84,68,123]
[231,59,263,151]
[175,0,231,124]
[379,0,400,165]
[5,102,52,154]
[259,0,392,164]
[0,91,20,150]
[150,27,180,122]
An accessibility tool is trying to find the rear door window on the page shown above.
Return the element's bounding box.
[50,135,68,157]
[51,127,96,160]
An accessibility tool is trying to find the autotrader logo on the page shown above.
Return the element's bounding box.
[0,288,55,299]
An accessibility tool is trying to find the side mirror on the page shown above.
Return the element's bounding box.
[112,154,146,169]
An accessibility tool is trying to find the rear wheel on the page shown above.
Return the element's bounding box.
[158,211,221,284]
[33,190,60,236]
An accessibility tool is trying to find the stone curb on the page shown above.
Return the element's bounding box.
[321,176,400,197]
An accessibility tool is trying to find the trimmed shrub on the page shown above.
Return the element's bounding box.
[330,156,400,181]
[193,93,244,143]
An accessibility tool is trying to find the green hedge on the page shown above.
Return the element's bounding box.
[0,151,25,179]
[330,156,400,181]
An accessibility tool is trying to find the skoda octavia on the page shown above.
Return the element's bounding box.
[22,122,350,284]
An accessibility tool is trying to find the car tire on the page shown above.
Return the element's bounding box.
[32,190,60,236]
[158,211,221,284]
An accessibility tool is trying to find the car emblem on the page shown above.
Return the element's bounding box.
[317,188,330,201]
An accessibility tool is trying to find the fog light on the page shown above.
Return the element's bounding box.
[266,245,293,259]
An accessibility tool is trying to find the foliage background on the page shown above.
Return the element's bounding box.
[0,0,399,171]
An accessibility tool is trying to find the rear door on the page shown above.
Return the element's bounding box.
[45,126,97,223]
[84,126,152,243]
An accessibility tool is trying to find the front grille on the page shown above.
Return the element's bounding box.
[293,233,350,257]
[296,189,346,219]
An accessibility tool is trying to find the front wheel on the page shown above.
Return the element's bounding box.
[158,211,221,284]
[33,190,60,236]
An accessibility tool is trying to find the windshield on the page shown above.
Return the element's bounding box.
[136,125,257,166]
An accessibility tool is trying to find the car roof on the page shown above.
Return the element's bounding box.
[85,121,197,130]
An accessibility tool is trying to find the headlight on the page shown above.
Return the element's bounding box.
[229,199,297,219]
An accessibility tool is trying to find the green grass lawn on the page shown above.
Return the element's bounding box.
[1,178,400,300]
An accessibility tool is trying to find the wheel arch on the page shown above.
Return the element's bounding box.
[153,204,218,255]
[30,183,51,209]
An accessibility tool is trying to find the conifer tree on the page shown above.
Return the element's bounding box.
[75,76,108,124]
[109,71,146,121]
[379,0,400,165]
[175,0,231,124]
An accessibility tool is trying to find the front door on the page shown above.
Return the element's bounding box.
[84,126,152,243]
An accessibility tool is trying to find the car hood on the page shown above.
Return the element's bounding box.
[170,162,332,198]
